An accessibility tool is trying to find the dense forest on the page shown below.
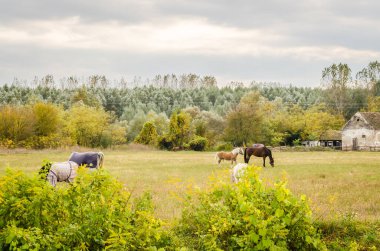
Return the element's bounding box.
[1,61,379,150]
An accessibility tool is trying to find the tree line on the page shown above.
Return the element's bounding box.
[1,61,379,150]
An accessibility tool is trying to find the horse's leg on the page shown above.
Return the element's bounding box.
[218,159,222,167]
[263,156,266,167]
[47,172,57,187]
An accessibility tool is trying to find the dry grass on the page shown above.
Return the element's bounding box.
[1,149,379,222]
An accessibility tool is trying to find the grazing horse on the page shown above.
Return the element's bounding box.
[231,163,248,183]
[215,147,244,167]
[39,161,79,187]
[244,144,274,167]
[68,152,104,169]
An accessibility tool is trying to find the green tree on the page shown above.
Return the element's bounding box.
[32,102,61,136]
[193,111,225,147]
[223,91,264,146]
[127,111,147,142]
[356,61,380,96]
[301,104,345,140]
[0,105,34,145]
[65,103,109,147]
[367,95,380,112]
[168,110,192,147]
[321,63,352,118]
[134,121,158,145]
[71,85,101,108]
[145,111,169,136]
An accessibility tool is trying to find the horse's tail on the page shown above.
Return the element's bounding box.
[98,152,104,169]
[266,147,274,166]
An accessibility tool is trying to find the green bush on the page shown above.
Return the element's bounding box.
[215,142,234,151]
[157,135,174,150]
[134,121,158,146]
[175,166,326,250]
[0,169,166,250]
[0,165,334,250]
[317,218,380,250]
[189,135,208,151]
[22,134,73,149]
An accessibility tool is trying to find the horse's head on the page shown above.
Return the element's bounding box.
[39,160,52,179]
[266,148,274,167]
[232,147,243,155]
[238,147,244,155]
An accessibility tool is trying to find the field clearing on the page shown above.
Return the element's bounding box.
[1,149,379,222]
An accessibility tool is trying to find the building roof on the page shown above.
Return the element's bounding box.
[360,112,380,130]
[320,130,342,141]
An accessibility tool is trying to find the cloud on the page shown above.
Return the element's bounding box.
[0,0,379,86]
[1,16,378,62]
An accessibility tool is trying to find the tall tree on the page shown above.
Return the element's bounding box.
[134,121,158,145]
[223,91,264,146]
[32,102,61,136]
[321,63,352,118]
[168,111,192,147]
[356,61,380,96]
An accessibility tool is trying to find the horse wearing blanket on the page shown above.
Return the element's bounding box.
[215,147,244,167]
[68,152,104,169]
[40,161,78,187]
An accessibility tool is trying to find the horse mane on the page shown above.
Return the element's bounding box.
[244,147,248,163]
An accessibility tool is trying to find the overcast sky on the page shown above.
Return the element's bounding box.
[0,0,379,87]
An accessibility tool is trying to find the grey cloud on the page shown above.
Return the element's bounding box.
[0,0,379,86]
[0,43,370,87]
[1,0,156,23]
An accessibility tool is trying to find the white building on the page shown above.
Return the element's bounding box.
[342,112,380,150]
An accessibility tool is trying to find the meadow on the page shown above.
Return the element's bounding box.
[1,147,379,223]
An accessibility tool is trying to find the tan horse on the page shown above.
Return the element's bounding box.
[215,147,244,167]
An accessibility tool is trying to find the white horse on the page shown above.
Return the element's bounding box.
[215,147,244,167]
[40,161,79,187]
[231,163,248,183]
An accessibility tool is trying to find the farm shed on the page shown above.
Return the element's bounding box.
[301,140,319,147]
[319,130,342,149]
[342,112,380,150]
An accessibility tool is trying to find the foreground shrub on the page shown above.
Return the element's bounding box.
[175,166,326,250]
[0,169,166,250]
[317,218,380,250]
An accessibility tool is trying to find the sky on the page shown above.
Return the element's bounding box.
[0,0,379,87]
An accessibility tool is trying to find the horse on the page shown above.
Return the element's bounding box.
[215,147,244,167]
[68,152,104,169]
[231,163,248,183]
[39,161,79,187]
[244,144,274,167]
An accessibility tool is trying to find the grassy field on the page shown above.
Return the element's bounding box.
[1,148,380,222]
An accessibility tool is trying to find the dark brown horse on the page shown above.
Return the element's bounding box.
[244,144,274,167]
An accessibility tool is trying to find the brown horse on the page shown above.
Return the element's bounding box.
[215,147,244,167]
[244,144,274,167]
